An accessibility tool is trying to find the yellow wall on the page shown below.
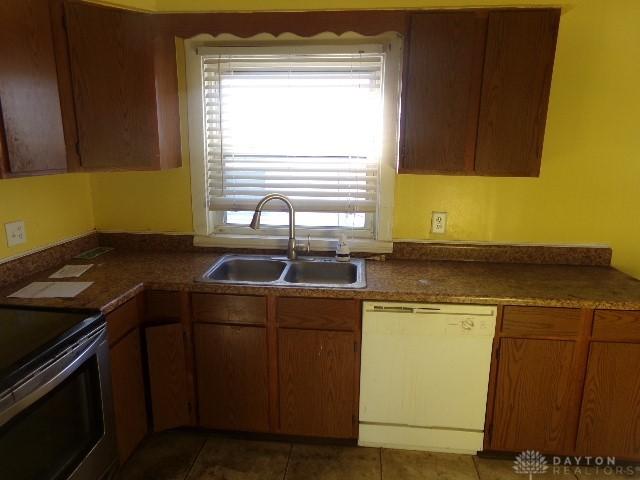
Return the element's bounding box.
[89,166,193,234]
[89,0,640,278]
[0,174,94,260]
[394,0,640,277]
[89,38,193,234]
[5,0,639,280]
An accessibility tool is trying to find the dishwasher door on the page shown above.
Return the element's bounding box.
[359,302,496,453]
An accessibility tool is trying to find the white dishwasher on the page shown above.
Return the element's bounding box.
[359,301,497,454]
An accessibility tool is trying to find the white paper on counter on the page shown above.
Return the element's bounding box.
[8,281,94,299]
[49,264,93,279]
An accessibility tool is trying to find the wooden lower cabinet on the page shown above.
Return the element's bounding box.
[487,306,640,461]
[194,323,270,432]
[103,291,640,459]
[577,342,640,458]
[145,323,191,432]
[109,328,147,463]
[490,338,578,452]
[278,328,357,438]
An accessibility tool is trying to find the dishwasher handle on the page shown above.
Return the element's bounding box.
[366,305,441,314]
[365,304,497,316]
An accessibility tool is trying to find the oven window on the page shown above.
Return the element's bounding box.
[0,355,104,480]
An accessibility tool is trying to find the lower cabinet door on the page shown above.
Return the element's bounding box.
[490,338,577,452]
[194,323,270,431]
[577,342,640,459]
[109,329,148,463]
[278,329,356,438]
[146,323,191,431]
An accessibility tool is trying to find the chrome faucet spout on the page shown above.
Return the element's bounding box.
[249,194,298,260]
[249,210,261,230]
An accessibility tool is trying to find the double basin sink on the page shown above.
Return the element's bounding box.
[199,254,366,289]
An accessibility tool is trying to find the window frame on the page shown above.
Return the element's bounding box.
[185,33,401,253]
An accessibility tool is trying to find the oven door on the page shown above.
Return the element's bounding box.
[0,325,117,480]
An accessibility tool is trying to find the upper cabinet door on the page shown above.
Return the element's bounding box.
[64,1,180,170]
[475,9,560,176]
[0,0,68,176]
[400,12,487,174]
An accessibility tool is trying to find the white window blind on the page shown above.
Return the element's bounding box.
[200,48,384,216]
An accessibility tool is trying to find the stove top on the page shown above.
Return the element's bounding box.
[0,306,104,392]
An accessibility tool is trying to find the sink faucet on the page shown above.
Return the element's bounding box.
[249,194,302,260]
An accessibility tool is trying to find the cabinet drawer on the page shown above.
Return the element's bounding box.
[106,296,141,346]
[277,297,359,331]
[501,306,582,338]
[592,310,640,340]
[192,293,266,325]
[145,290,181,321]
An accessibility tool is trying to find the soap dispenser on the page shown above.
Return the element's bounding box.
[335,234,351,262]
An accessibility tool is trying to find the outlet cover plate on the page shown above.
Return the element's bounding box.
[431,212,447,234]
[5,221,27,247]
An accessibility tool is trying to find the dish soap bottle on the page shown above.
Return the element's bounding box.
[335,234,351,262]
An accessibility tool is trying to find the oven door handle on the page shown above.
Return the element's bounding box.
[0,326,106,428]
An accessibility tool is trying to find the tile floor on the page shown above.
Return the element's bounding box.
[117,430,640,480]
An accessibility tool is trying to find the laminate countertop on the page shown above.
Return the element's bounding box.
[2,250,640,313]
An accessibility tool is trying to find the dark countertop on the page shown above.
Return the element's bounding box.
[2,250,640,313]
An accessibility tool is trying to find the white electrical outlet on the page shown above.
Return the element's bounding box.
[431,212,447,234]
[5,221,27,247]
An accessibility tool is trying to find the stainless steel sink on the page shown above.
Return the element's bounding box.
[284,261,358,285]
[205,258,287,282]
[199,254,366,289]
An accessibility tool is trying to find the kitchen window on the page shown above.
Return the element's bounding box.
[186,36,401,252]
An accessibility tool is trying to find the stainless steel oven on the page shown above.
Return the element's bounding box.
[0,322,117,480]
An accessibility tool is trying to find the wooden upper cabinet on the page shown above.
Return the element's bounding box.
[475,9,560,176]
[400,8,559,176]
[0,0,69,176]
[64,1,180,171]
[399,11,487,174]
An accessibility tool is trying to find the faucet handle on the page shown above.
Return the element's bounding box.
[297,235,311,255]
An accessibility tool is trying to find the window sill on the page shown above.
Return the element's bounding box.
[193,234,392,254]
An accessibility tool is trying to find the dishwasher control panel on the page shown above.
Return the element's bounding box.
[364,302,497,337]
[445,315,494,335]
